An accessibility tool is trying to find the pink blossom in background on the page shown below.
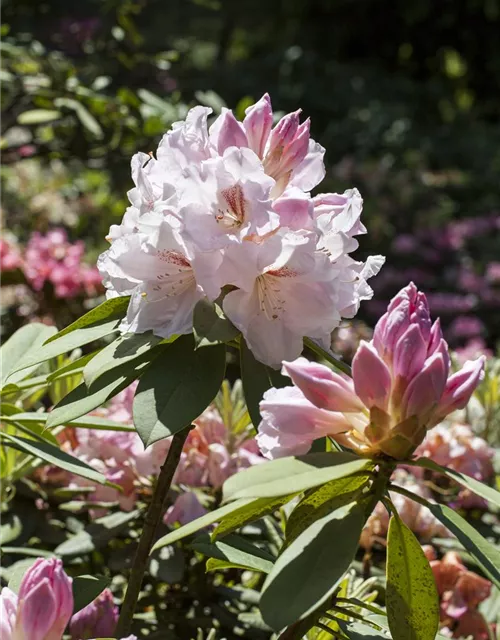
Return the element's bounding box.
[98,96,384,367]
[413,423,494,508]
[0,238,23,271]
[69,588,118,640]
[3,228,104,299]
[430,551,491,639]
[360,470,449,549]
[257,282,485,459]
[164,491,208,526]
[447,315,485,340]
[454,338,492,365]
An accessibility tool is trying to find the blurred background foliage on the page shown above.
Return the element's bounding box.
[2,0,500,348]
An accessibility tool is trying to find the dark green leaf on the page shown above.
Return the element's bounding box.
[193,298,240,347]
[83,331,163,388]
[1,433,107,484]
[223,452,370,501]
[285,474,370,545]
[425,502,500,589]
[55,510,141,556]
[192,532,275,573]
[386,513,439,640]
[212,495,293,541]
[152,498,258,552]
[260,502,364,630]
[133,335,226,447]
[410,457,500,509]
[73,575,110,613]
[46,347,159,429]
[1,323,57,386]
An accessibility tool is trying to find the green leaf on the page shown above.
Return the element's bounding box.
[410,457,500,509]
[1,412,135,432]
[223,452,370,501]
[133,335,226,447]
[260,502,364,630]
[211,495,293,541]
[338,621,390,640]
[0,433,108,485]
[17,109,61,125]
[191,532,275,574]
[46,351,99,382]
[83,331,163,388]
[7,558,43,592]
[425,502,500,589]
[55,97,103,138]
[1,323,57,386]
[73,575,110,613]
[46,348,158,429]
[386,513,439,640]
[285,474,370,545]
[55,510,141,556]
[152,498,258,552]
[193,298,240,347]
[240,337,274,428]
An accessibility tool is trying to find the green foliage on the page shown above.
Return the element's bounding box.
[72,575,110,613]
[133,334,227,446]
[386,512,440,640]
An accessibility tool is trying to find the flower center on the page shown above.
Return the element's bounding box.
[256,266,296,320]
[215,184,247,229]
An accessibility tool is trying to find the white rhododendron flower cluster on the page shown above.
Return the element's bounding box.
[98,94,384,367]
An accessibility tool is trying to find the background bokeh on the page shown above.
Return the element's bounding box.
[2,0,500,351]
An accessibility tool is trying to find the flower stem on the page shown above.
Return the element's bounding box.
[115,427,191,637]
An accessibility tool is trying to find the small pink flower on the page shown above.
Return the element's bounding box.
[14,558,73,640]
[164,491,208,526]
[69,588,118,640]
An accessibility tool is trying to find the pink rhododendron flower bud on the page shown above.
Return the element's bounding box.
[257,282,485,459]
[0,587,18,640]
[212,108,248,155]
[69,588,118,640]
[14,557,73,640]
[243,93,273,158]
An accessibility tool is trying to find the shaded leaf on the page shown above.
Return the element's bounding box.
[73,575,110,613]
[260,502,364,630]
[240,337,274,428]
[193,298,239,347]
[192,532,275,573]
[1,412,135,432]
[133,335,226,447]
[386,513,439,640]
[1,323,57,386]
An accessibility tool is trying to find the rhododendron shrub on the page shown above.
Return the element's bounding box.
[1,95,499,640]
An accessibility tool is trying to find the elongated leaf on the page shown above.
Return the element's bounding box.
[191,532,274,574]
[18,109,61,124]
[1,433,107,485]
[0,412,134,432]
[133,335,226,447]
[55,510,141,556]
[83,331,163,388]
[212,495,293,541]
[260,502,364,630]
[411,457,500,509]
[338,621,390,640]
[73,575,110,613]
[285,474,370,545]
[223,452,370,501]
[240,338,275,428]
[193,298,239,347]
[46,348,159,429]
[152,498,257,552]
[1,323,57,386]
[46,351,99,382]
[386,513,439,640]
[425,502,500,589]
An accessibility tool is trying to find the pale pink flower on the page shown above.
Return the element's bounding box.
[0,588,18,640]
[257,283,485,459]
[69,588,118,640]
[13,558,73,640]
[0,238,23,271]
[164,491,208,526]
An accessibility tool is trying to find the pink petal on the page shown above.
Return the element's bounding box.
[352,341,392,411]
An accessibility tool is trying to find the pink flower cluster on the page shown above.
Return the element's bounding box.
[256,283,485,460]
[424,549,492,639]
[414,422,495,509]
[98,95,384,367]
[0,229,102,299]
[0,558,136,640]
